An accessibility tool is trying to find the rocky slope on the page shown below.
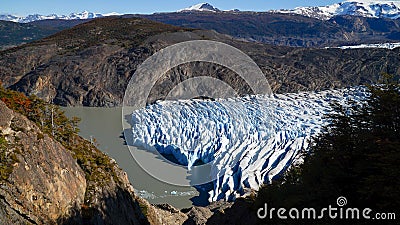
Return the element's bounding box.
[0,99,156,224]
[150,200,255,225]
[0,101,86,224]
[0,17,399,107]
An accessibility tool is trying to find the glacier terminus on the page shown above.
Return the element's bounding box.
[130,87,368,202]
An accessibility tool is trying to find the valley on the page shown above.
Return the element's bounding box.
[0,1,399,224]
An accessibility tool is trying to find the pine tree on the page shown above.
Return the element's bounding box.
[254,75,400,224]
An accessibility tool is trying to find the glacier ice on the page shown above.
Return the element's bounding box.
[130,87,368,202]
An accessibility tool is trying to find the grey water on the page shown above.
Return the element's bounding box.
[63,107,201,209]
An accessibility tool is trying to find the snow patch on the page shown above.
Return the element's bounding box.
[178,3,220,12]
[273,0,400,20]
[327,42,400,49]
[0,11,118,23]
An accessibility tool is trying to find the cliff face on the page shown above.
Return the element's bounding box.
[71,142,148,225]
[0,100,155,224]
[0,100,86,224]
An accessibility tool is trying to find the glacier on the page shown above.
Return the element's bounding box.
[130,87,368,202]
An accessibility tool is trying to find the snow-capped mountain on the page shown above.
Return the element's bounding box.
[178,3,220,12]
[273,0,400,20]
[0,11,120,23]
[130,87,368,202]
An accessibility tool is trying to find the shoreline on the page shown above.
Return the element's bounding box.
[62,106,204,209]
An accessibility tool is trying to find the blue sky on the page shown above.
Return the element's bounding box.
[2,0,344,16]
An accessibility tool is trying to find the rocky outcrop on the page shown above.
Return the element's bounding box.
[144,200,256,225]
[0,100,154,224]
[0,100,86,224]
[145,203,188,225]
[73,150,148,225]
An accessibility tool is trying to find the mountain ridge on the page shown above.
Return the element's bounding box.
[178,3,220,12]
[0,10,119,23]
[3,1,400,24]
[274,0,400,20]
[1,17,400,107]
[141,12,400,47]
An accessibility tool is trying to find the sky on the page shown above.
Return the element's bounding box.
[0,0,345,16]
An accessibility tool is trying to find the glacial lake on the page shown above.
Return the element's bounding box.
[63,107,203,209]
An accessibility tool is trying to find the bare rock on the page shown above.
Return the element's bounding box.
[0,100,86,224]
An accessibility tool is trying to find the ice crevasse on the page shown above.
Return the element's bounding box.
[130,87,368,202]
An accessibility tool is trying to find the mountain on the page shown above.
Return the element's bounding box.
[0,11,114,23]
[0,19,88,50]
[274,0,400,20]
[142,12,400,47]
[1,17,400,107]
[2,3,400,49]
[0,20,55,49]
[178,3,220,12]
[3,11,400,50]
[3,1,400,24]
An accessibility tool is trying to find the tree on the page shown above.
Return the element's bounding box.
[254,75,400,224]
[0,85,81,145]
